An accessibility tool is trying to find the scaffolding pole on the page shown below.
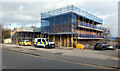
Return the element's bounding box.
[60,35,61,48]
[45,34,46,38]
[21,32,22,42]
[71,34,73,48]
[67,34,69,48]
[53,35,55,43]
[48,34,49,39]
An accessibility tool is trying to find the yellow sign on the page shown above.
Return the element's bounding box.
[17,28,22,32]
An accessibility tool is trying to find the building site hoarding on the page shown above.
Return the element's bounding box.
[16,27,40,32]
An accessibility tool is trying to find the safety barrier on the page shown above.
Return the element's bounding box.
[76,44,84,49]
[73,34,103,38]
[79,22,105,31]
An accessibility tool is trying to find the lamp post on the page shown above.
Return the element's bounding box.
[10,23,12,43]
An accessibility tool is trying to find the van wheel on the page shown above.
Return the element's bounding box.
[105,48,107,51]
[114,48,116,50]
[34,44,38,48]
[46,45,49,48]
[101,48,104,51]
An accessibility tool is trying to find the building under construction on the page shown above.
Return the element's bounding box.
[11,26,41,44]
[41,5,106,48]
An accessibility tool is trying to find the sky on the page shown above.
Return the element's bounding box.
[0,0,119,37]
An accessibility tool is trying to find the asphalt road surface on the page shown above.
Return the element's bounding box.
[2,50,107,69]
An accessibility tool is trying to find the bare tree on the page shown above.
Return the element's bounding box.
[1,25,11,42]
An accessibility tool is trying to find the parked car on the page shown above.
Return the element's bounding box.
[34,38,55,48]
[19,40,31,46]
[106,45,116,50]
[94,43,107,51]
[116,42,120,49]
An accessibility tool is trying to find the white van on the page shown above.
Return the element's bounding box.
[34,38,55,48]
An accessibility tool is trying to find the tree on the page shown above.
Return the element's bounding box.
[0,25,1,34]
[2,28,11,41]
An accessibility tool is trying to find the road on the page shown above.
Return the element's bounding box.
[2,50,107,69]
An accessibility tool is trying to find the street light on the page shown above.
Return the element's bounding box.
[10,23,12,39]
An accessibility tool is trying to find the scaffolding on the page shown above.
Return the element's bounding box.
[12,26,41,45]
[41,5,105,48]
[41,5,102,24]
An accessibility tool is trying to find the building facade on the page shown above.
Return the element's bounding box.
[12,26,41,44]
[41,5,106,48]
[103,28,110,42]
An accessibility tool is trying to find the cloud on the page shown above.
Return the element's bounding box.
[56,0,86,8]
[1,0,119,36]
[19,6,24,11]
[103,13,118,36]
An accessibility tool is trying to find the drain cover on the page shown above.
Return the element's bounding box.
[54,52,63,54]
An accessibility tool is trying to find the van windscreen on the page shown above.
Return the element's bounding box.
[38,39,41,42]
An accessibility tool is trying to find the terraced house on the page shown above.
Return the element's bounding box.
[41,5,108,48]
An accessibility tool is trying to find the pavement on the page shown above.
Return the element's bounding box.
[2,44,118,60]
[1,44,120,69]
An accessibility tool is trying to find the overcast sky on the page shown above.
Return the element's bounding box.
[1,0,119,37]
